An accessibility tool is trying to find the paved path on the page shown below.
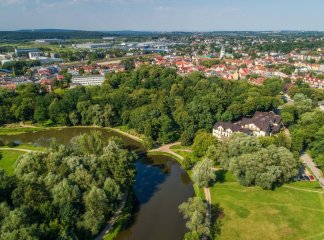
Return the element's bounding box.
[0,148,34,153]
[149,142,184,160]
[301,153,324,188]
[204,187,212,220]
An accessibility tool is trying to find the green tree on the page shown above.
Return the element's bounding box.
[281,111,295,126]
[52,179,81,206]
[192,158,216,187]
[192,131,217,158]
[229,145,298,189]
[179,197,210,239]
[74,131,105,156]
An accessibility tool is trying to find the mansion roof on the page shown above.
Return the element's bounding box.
[213,111,282,135]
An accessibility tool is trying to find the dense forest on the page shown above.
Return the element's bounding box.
[0,131,136,239]
[0,65,285,145]
[0,65,323,167]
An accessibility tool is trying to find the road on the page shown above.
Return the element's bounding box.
[284,128,324,188]
[301,152,324,188]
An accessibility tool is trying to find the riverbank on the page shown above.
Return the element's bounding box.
[0,124,144,142]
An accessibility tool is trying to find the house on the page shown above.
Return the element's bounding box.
[213,122,249,138]
[212,111,282,139]
[239,112,282,137]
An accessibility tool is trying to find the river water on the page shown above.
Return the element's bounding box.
[0,127,194,240]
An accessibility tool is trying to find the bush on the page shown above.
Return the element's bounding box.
[143,136,154,150]
[182,157,194,170]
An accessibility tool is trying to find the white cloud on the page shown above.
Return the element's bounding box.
[155,6,173,11]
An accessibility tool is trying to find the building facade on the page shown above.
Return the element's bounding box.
[71,75,105,86]
[213,111,282,139]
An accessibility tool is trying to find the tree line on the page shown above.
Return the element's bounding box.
[0,65,285,145]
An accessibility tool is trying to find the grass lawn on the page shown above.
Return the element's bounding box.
[170,144,192,150]
[210,173,324,240]
[0,150,25,175]
[170,145,199,163]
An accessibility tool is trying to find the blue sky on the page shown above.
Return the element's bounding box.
[0,0,323,31]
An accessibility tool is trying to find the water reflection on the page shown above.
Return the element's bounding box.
[116,155,194,240]
[134,160,166,204]
[0,127,144,151]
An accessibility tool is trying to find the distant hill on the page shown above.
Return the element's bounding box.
[17,29,79,33]
[0,29,167,41]
[0,29,323,42]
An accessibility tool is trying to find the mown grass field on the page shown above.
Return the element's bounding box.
[0,150,25,175]
[210,173,324,240]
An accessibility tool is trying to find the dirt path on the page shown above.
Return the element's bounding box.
[109,128,143,143]
[282,185,324,194]
[95,195,127,240]
[176,149,193,153]
[19,122,38,128]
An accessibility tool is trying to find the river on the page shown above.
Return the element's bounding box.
[0,127,194,240]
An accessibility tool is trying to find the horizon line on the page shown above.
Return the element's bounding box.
[1,29,324,33]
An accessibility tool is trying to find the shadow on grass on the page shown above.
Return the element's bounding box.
[210,203,225,239]
[214,169,228,183]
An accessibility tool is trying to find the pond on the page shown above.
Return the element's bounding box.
[0,127,194,240]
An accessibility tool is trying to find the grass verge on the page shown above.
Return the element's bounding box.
[0,127,43,135]
[0,150,25,175]
[210,171,324,240]
[103,193,133,240]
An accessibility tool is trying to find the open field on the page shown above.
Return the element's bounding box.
[210,172,324,240]
[0,150,25,175]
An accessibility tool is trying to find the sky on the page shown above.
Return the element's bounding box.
[0,0,323,31]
